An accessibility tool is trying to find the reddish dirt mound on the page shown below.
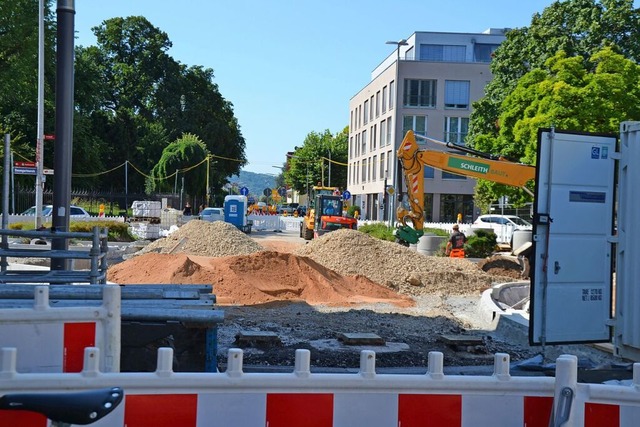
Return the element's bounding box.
[108,251,415,308]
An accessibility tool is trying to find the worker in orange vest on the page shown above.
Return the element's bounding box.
[446,224,467,258]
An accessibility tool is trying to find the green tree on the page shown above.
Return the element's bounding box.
[284,128,348,194]
[474,47,640,207]
[468,0,640,206]
[150,133,209,198]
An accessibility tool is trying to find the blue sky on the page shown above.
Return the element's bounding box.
[73,0,604,175]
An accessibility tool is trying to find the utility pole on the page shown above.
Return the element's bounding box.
[35,0,45,229]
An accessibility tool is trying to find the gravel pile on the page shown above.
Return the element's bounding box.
[294,229,515,296]
[134,220,264,257]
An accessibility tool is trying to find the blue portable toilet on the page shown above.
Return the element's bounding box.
[224,195,249,231]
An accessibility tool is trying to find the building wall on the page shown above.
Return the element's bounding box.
[348,29,506,222]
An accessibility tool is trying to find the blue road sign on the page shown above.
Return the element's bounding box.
[14,167,36,175]
[240,186,249,196]
[342,190,351,200]
[278,187,287,197]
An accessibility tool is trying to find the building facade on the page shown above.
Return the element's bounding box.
[347,29,507,223]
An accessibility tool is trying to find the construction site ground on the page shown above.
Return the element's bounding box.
[106,220,626,376]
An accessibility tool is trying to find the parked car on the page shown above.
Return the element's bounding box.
[277,203,299,215]
[200,207,224,222]
[21,205,90,218]
[471,214,532,245]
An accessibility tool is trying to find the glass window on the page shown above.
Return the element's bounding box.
[362,158,367,182]
[420,44,466,62]
[382,86,387,113]
[372,155,377,180]
[363,100,369,124]
[371,125,376,150]
[440,194,474,223]
[361,129,367,155]
[402,115,427,136]
[370,96,374,121]
[424,166,434,179]
[380,119,386,147]
[380,152,386,179]
[444,117,469,145]
[404,79,436,107]
[376,91,380,118]
[389,81,395,110]
[474,44,499,62]
[442,171,466,180]
[445,80,470,109]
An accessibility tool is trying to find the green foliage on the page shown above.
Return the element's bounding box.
[284,127,349,195]
[423,227,449,237]
[357,223,395,241]
[347,204,360,218]
[150,133,209,196]
[468,0,640,208]
[464,229,498,258]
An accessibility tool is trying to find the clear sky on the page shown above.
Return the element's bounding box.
[72,0,605,175]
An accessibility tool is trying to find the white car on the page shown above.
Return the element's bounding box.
[472,214,532,244]
[200,207,224,222]
[21,205,91,218]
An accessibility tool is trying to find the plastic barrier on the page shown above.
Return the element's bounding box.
[0,285,120,374]
[248,215,301,232]
[1,346,638,426]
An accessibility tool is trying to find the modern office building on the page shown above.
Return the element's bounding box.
[347,29,507,223]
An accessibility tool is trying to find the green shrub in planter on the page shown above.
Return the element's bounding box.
[464,229,497,258]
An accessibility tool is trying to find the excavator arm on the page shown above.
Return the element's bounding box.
[395,130,536,245]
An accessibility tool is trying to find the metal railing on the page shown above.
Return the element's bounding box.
[0,226,109,284]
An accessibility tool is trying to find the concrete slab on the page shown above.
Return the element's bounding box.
[235,330,282,347]
[337,332,385,346]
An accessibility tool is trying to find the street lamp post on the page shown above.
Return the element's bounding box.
[384,38,408,228]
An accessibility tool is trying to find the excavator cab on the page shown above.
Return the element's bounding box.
[312,195,357,238]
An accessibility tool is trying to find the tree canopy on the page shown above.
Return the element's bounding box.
[468,0,640,208]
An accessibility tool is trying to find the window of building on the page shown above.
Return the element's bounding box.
[424,166,434,179]
[371,125,377,151]
[402,115,427,136]
[363,100,369,124]
[444,80,470,109]
[350,110,353,131]
[382,86,387,113]
[361,158,367,182]
[440,194,474,223]
[380,119,386,147]
[361,129,367,155]
[444,117,469,145]
[376,91,380,118]
[370,96,374,121]
[387,117,392,145]
[474,43,499,62]
[404,79,436,108]
[349,136,353,158]
[423,193,434,222]
[355,134,360,157]
[380,152,386,180]
[372,155,377,180]
[387,150,393,177]
[420,44,466,62]
[442,171,466,180]
[389,81,395,110]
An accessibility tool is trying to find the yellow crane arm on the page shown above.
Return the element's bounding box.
[394,130,536,245]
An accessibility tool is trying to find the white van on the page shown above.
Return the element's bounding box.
[471,214,532,244]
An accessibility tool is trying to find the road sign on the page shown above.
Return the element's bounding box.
[240,186,249,196]
[386,186,395,196]
[43,169,54,175]
[14,161,35,168]
[342,190,351,200]
[278,187,287,197]
[44,134,55,140]
[14,167,36,175]
[263,187,271,197]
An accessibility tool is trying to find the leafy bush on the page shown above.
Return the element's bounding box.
[423,227,450,237]
[358,223,395,241]
[464,229,498,258]
[346,205,360,218]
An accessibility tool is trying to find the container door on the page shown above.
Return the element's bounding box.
[530,129,616,345]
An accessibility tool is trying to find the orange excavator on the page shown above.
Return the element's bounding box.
[395,130,536,246]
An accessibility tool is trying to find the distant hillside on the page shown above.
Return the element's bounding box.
[228,170,277,198]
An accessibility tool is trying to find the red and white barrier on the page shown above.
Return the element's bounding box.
[1,347,637,426]
[0,285,120,374]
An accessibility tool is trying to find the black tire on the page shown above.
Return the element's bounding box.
[302,222,314,240]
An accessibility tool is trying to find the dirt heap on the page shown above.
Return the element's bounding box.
[108,223,519,306]
[108,251,414,307]
[133,220,263,257]
[294,229,517,296]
